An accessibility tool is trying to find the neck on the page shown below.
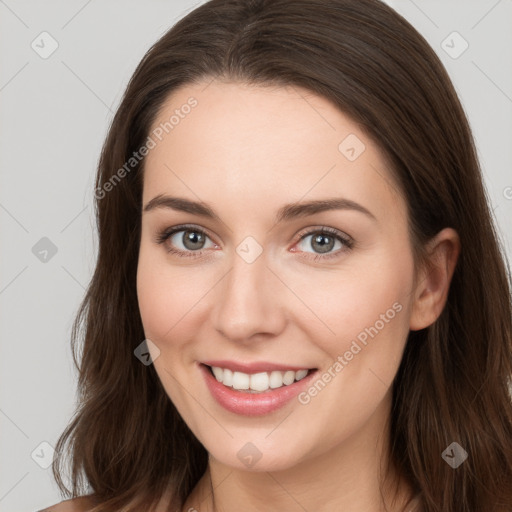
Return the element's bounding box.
[181,390,417,512]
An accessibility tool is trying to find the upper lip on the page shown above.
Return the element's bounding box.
[201,360,315,373]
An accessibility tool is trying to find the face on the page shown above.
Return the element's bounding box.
[136,80,418,472]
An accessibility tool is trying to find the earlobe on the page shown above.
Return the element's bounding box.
[409,228,460,332]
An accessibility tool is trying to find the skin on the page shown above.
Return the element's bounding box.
[135,80,460,512]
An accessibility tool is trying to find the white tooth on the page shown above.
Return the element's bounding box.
[232,371,250,390]
[250,372,270,391]
[211,366,223,382]
[216,367,309,391]
[283,370,295,385]
[223,368,233,387]
[295,369,308,381]
[269,371,284,389]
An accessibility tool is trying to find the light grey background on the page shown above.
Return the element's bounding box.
[1,1,511,510]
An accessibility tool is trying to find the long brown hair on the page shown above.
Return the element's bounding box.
[52,0,512,510]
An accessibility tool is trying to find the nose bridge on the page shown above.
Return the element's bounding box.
[213,239,285,341]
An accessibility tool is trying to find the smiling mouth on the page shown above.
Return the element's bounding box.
[203,364,316,393]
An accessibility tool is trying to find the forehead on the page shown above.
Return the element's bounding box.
[142,80,406,225]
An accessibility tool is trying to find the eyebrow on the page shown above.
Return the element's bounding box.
[143,194,377,223]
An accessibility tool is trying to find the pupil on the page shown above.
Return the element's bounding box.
[312,234,334,254]
[183,230,204,250]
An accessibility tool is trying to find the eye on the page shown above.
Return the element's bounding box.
[294,227,353,260]
[155,224,217,258]
[155,224,354,261]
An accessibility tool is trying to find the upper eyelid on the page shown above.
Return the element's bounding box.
[162,224,216,243]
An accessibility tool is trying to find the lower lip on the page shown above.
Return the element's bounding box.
[199,363,317,416]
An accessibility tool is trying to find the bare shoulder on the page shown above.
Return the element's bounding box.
[38,496,96,512]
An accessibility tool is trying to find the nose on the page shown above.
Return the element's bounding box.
[212,246,287,343]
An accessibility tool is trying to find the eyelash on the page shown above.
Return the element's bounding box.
[154,224,354,261]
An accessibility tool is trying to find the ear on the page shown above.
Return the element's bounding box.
[409,227,460,331]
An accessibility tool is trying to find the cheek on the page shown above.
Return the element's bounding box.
[136,245,213,353]
[290,249,414,363]
[136,255,174,343]
[287,253,413,453]
[136,247,207,417]
[136,240,174,341]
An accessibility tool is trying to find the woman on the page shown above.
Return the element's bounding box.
[41,0,512,510]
